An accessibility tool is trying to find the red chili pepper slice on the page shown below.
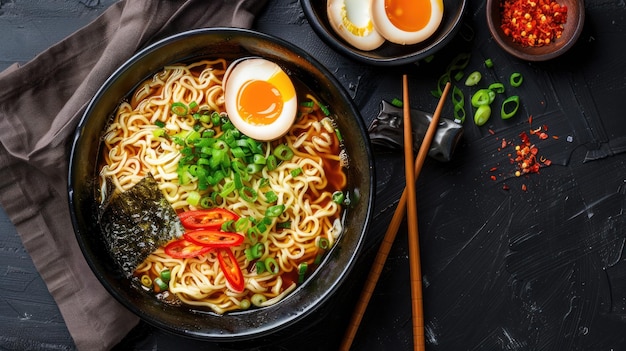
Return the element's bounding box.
[164,238,212,259]
[178,208,239,230]
[216,248,245,293]
[184,229,244,248]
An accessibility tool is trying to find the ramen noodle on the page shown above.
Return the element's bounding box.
[98,58,348,314]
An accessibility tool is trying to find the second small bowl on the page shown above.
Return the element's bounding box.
[486,0,585,61]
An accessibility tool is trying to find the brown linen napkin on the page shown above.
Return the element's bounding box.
[0,0,267,350]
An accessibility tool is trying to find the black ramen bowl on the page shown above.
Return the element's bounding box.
[68,28,374,341]
[300,0,467,66]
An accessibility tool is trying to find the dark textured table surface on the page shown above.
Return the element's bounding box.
[2,0,626,350]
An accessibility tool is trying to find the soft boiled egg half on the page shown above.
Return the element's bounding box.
[327,0,385,51]
[371,0,444,45]
[327,0,444,50]
[223,58,297,141]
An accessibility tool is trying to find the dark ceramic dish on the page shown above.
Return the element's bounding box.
[487,0,585,61]
[300,0,467,66]
[68,28,374,341]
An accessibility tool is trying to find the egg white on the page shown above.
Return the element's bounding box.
[223,58,297,141]
[371,0,444,45]
[327,0,385,51]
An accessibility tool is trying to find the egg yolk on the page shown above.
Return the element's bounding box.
[384,0,432,32]
[236,69,295,126]
[237,80,282,125]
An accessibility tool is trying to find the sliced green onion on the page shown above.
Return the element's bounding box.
[290,167,302,177]
[501,95,520,119]
[474,105,491,126]
[220,181,236,198]
[332,191,345,204]
[471,89,495,107]
[510,72,523,87]
[188,101,198,112]
[235,217,251,233]
[297,262,308,284]
[317,237,330,250]
[239,186,257,202]
[152,129,166,138]
[251,293,267,306]
[255,261,266,274]
[274,144,294,161]
[452,85,464,108]
[484,58,494,68]
[454,70,465,82]
[488,82,505,94]
[334,128,343,143]
[154,277,168,291]
[200,196,214,208]
[453,103,466,124]
[300,101,314,108]
[155,120,166,128]
[160,269,171,283]
[171,102,188,116]
[264,190,278,203]
[245,242,265,261]
[264,257,279,274]
[265,204,285,217]
[240,299,251,310]
[247,226,261,244]
[464,71,482,86]
[221,219,236,232]
[186,190,201,206]
[276,221,291,229]
[391,98,403,107]
[266,155,278,171]
[452,85,465,123]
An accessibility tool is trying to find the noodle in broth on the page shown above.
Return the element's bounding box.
[98,59,347,314]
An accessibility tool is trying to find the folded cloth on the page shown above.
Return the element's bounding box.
[0,0,267,350]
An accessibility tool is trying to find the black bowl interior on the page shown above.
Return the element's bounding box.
[68,28,374,341]
[300,0,467,66]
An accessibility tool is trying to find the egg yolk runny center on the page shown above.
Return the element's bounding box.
[384,0,432,32]
[237,79,283,126]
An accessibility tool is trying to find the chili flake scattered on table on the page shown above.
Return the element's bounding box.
[490,116,554,191]
[500,0,568,47]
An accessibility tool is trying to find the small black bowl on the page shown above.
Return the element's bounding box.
[487,0,585,61]
[68,28,374,341]
[300,0,467,66]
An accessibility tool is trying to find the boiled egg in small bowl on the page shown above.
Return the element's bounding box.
[371,0,445,45]
[223,57,297,141]
[327,0,385,51]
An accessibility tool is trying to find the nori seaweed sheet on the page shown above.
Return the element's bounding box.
[98,173,184,277]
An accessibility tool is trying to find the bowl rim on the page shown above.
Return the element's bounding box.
[68,27,375,340]
[486,0,586,61]
[300,0,468,66]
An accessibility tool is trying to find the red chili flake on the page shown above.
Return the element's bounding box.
[538,132,549,140]
[500,0,569,47]
[490,167,499,172]
[501,139,508,149]
[491,175,498,181]
[521,184,528,191]
[502,184,510,190]
[489,129,496,135]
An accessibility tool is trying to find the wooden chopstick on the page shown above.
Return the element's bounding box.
[339,80,452,351]
[402,74,424,350]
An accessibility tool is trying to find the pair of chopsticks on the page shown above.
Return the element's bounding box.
[339,78,452,351]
